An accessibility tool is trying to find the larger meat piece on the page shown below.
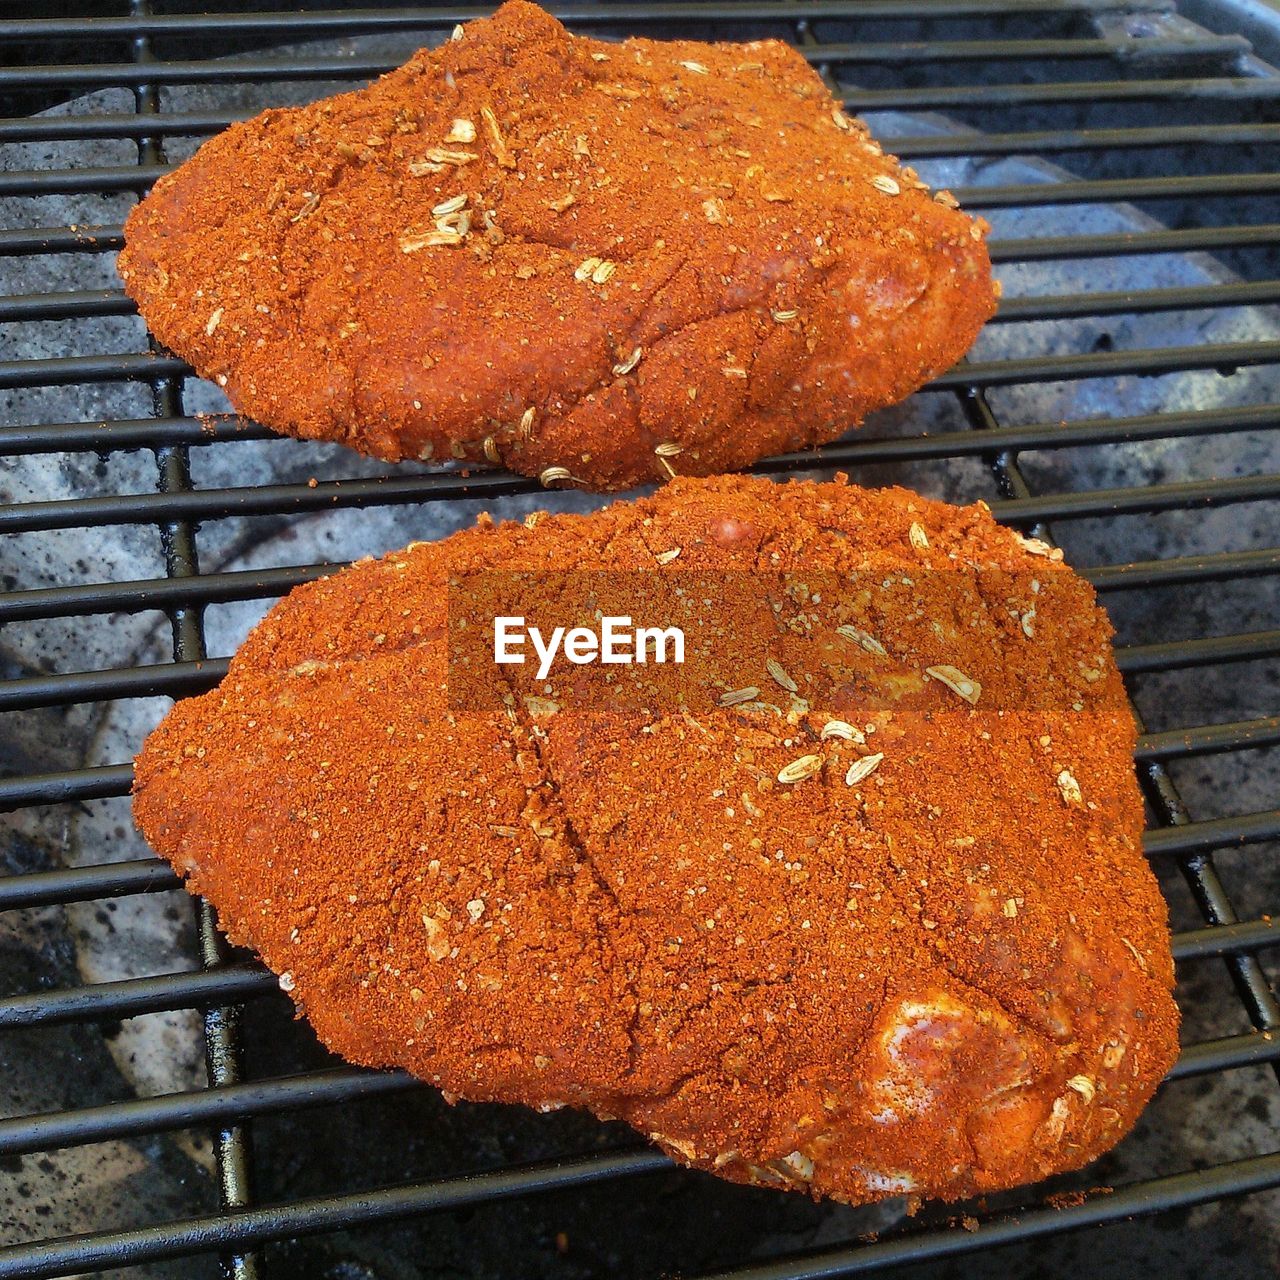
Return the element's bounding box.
[133,475,1178,1205]
[118,0,996,491]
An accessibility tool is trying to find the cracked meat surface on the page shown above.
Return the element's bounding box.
[133,475,1178,1205]
[117,0,996,491]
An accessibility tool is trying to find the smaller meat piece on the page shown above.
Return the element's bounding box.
[133,474,1179,1206]
[118,0,997,491]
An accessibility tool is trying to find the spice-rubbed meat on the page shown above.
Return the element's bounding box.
[133,475,1178,1206]
[117,0,996,492]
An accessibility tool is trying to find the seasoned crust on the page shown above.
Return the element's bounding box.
[118,0,996,491]
[133,475,1178,1205]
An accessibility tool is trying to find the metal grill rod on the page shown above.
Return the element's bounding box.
[129,7,259,1268]
[1,541,1275,630]
[6,221,1278,262]
[6,338,1279,398]
[0,564,330,622]
[11,276,1280,324]
[1088,547,1280,589]
[0,965,277,1030]
[993,472,1280,521]
[0,855,174,909]
[0,660,227,713]
[5,399,1279,461]
[957,174,1280,208]
[0,415,275,453]
[0,47,1259,95]
[896,122,1280,157]
[693,1151,1280,1280]
[993,280,1280,319]
[1175,916,1280,961]
[12,160,1280,206]
[10,115,1277,156]
[0,1149,672,1280]
[1175,1032,1280,1077]
[1136,714,1280,760]
[0,1143,1278,1280]
[1140,810,1278,855]
[960,383,1280,1055]
[0,765,133,810]
[989,224,1280,261]
[4,462,1280,537]
[0,5,1274,1269]
[5,619,1278,714]
[0,1069,422,1160]
[1,802,1274,896]
[1117,630,1280,672]
[12,951,1280,1036]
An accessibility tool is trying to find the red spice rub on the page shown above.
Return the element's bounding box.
[133,475,1178,1205]
[117,1,996,492]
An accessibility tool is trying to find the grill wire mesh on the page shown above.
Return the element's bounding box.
[1,1,1280,1277]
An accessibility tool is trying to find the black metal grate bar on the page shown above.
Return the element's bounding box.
[1144,808,1280,856]
[846,76,1280,109]
[0,941,1274,1156]
[10,114,1277,154]
[0,1151,673,1280]
[0,1067,420,1156]
[11,275,1280,325]
[5,465,1280,538]
[0,1019,1273,1155]
[0,659,228,713]
[0,48,1261,93]
[1117,629,1280,672]
[0,765,135,811]
[2,0,1280,1275]
[955,173,1280,207]
[0,415,275,453]
[6,221,1279,262]
[0,0,1180,41]
[12,161,1280,206]
[11,336,1280,393]
[0,226,123,257]
[1174,1035,1280,1079]
[0,564,330,623]
[1,539,1275,632]
[15,934,1280,1033]
[1088,546,1280,588]
[964,383,1280,1068]
[0,1069,422,1161]
[9,615,1280,715]
[992,279,1280,320]
[0,288,139,322]
[690,1152,1280,1279]
[1136,714,1280,760]
[896,121,1280,157]
[0,965,279,1031]
[127,7,259,1274]
[5,399,1280,462]
[1173,916,1280,961]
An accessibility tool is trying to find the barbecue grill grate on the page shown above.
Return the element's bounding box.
[1,1,1279,1277]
